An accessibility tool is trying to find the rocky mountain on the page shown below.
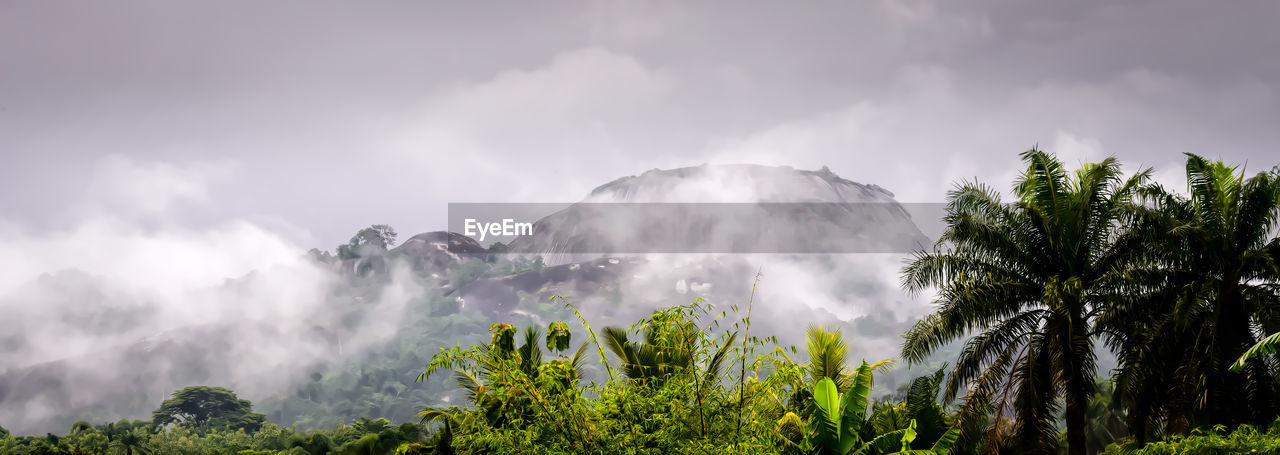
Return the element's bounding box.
[387,231,488,271]
[0,164,934,435]
[505,164,930,262]
[585,164,898,203]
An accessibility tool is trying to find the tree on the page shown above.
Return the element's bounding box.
[72,431,109,455]
[805,326,851,386]
[901,148,1150,454]
[108,427,151,455]
[1108,154,1280,436]
[68,421,92,435]
[338,224,398,259]
[286,432,335,455]
[351,417,393,434]
[419,321,592,431]
[600,312,699,385]
[306,248,335,264]
[151,386,266,433]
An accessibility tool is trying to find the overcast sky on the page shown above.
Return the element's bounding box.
[2,0,1279,250]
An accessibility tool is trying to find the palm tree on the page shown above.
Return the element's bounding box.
[781,326,850,417]
[1108,154,1280,434]
[599,321,696,384]
[109,428,151,455]
[419,323,592,431]
[901,148,1150,454]
[69,420,93,435]
[806,325,851,386]
[599,307,739,386]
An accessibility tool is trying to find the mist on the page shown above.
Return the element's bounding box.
[0,155,438,434]
[3,3,1277,451]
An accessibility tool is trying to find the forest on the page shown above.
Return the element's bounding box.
[5,148,1280,454]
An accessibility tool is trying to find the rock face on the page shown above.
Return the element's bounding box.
[506,164,929,263]
[442,164,934,327]
[388,231,489,271]
[452,257,645,317]
[584,164,898,203]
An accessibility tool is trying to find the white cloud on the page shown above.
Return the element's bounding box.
[74,154,238,219]
[0,155,299,295]
[699,62,1257,204]
[0,155,427,430]
[1049,130,1106,167]
[386,47,674,202]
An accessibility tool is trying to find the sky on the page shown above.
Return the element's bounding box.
[2,0,1279,255]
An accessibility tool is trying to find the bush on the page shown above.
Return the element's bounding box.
[1104,424,1280,454]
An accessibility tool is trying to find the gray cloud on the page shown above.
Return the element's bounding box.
[1,0,1277,246]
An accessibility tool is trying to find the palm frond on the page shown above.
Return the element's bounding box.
[806,325,848,385]
[1233,331,1280,372]
[705,331,738,387]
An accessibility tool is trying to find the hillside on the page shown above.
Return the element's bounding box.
[0,164,931,435]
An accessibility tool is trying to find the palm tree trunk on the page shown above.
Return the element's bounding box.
[1063,315,1091,455]
[1129,389,1150,444]
[1130,415,1147,445]
[1065,397,1087,455]
[1216,272,1252,425]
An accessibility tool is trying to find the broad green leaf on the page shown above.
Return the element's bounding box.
[930,428,961,455]
[900,419,917,447]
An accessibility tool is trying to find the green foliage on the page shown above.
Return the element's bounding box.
[1104,153,1280,439]
[902,148,1152,454]
[1104,423,1280,454]
[898,151,1280,453]
[1235,331,1280,372]
[545,321,571,353]
[9,150,1280,454]
[487,323,516,353]
[3,414,433,455]
[806,326,850,387]
[414,295,963,455]
[109,427,151,455]
[866,366,954,452]
[807,376,861,454]
[599,309,699,385]
[152,386,266,433]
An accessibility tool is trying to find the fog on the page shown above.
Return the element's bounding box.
[3,0,1274,437]
[0,158,433,433]
[0,158,954,434]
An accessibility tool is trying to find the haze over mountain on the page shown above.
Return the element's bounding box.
[504,164,932,261]
[0,164,936,434]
